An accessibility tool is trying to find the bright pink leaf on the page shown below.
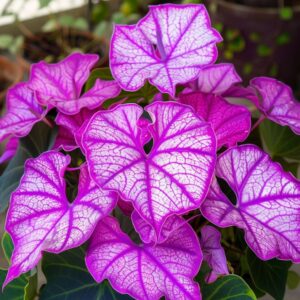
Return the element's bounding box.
[201,145,300,262]
[82,101,216,237]
[200,225,229,283]
[110,4,221,96]
[196,63,241,95]
[0,83,46,142]
[250,77,300,135]
[86,216,202,300]
[117,199,134,216]
[29,53,121,114]
[4,151,117,286]
[54,108,97,151]
[179,92,251,149]
[0,137,18,164]
[132,211,187,244]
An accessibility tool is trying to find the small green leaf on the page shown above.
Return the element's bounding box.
[287,270,300,290]
[279,7,293,20]
[201,274,257,300]
[0,122,57,212]
[246,249,291,300]
[259,119,300,161]
[40,246,132,299]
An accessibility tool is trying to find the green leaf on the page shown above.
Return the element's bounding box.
[40,246,132,299]
[259,119,300,161]
[85,68,160,108]
[246,249,291,300]
[201,274,257,300]
[0,233,37,300]
[0,122,57,212]
[287,270,300,290]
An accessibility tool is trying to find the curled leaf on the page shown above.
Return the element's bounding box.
[29,53,120,114]
[200,225,229,283]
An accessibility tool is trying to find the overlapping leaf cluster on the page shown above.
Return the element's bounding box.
[0,3,300,300]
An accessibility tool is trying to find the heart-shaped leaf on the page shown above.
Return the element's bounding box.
[82,101,216,236]
[110,4,221,95]
[201,145,300,262]
[4,151,117,286]
[86,216,202,300]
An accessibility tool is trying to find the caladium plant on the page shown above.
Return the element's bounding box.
[0,3,299,300]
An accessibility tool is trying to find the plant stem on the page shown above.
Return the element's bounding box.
[251,114,265,132]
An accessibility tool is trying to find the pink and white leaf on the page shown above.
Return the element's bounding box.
[4,151,117,286]
[201,145,300,262]
[132,211,186,244]
[54,108,98,150]
[179,92,251,149]
[29,53,120,114]
[0,83,46,142]
[82,101,216,237]
[200,225,229,283]
[110,4,221,96]
[197,63,241,95]
[250,77,300,135]
[86,216,202,300]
